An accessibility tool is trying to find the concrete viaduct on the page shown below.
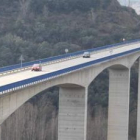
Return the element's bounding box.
[0,40,140,140]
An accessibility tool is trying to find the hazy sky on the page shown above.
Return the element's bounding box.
[118,0,139,6]
[118,0,140,15]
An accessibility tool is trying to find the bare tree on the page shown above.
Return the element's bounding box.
[19,0,31,19]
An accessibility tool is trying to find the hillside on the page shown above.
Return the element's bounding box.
[0,0,140,140]
[131,2,140,15]
[0,0,140,66]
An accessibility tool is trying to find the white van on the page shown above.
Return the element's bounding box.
[83,52,90,58]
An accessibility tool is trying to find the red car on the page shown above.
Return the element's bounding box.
[31,64,42,71]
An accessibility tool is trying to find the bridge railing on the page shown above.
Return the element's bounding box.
[0,39,140,74]
[0,42,140,94]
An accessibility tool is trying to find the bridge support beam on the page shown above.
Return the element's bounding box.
[108,68,130,140]
[137,58,140,140]
[58,86,87,140]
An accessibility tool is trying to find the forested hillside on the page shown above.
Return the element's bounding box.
[1,0,140,140]
[0,0,140,66]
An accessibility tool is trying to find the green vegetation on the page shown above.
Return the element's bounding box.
[0,0,140,66]
[1,0,140,139]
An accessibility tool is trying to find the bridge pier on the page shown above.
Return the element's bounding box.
[137,58,140,140]
[108,68,130,140]
[0,125,2,140]
[58,86,87,140]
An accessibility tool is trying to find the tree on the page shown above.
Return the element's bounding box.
[18,0,31,19]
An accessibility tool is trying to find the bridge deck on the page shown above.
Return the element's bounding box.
[0,42,140,87]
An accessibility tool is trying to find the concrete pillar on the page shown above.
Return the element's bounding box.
[108,68,130,140]
[58,86,87,140]
[137,58,140,140]
[0,125,1,140]
[0,96,2,140]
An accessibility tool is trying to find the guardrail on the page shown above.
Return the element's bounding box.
[0,39,140,74]
[0,43,140,94]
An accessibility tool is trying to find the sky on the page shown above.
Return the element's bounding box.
[118,0,140,6]
[118,0,140,14]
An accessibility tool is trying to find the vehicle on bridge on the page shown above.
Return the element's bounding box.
[31,64,42,71]
[83,51,90,58]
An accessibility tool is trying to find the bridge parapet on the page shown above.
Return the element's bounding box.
[0,39,140,75]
